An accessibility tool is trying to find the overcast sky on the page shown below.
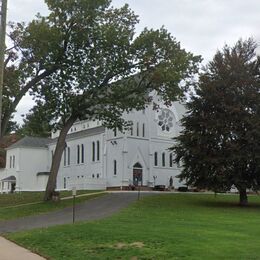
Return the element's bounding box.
[8,0,260,123]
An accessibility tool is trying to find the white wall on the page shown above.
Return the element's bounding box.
[18,148,49,191]
[104,101,184,188]
[50,131,105,190]
[0,99,186,192]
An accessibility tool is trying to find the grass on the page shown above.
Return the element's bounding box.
[6,193,260,260]
[0,190,105,220]
[0,190,101,207]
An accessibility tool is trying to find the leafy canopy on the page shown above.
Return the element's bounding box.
[29,0,200,129]
[172,38,260,194]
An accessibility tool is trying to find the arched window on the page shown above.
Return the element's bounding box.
[92,142,95,162]
[169,153,173,167]
[136,122,139,136]
[142,123,145,137]
[64,177,66,189]
[97,141,100,161]
[154,152,158,166]
[81,144,84,163]
[67,147,70,166]
[77,145,80,164]
[10,156,12,168]
[114,160,117,175]
[162,152,165,167]
[64,148,67,166]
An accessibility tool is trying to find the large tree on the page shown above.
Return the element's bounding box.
[2,1,78,137]
[28,0,201,201]
[172,39,260,206]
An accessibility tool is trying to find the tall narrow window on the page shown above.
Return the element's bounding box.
[67,147,70,166]
[97,141,100,161]
[154,152,158,166]
[169,153,173,167]
[64,177,66,189]
[77,145,80,164]
[162,152,165,167]
[64,148,67,166]
[114,128,117,137]
[114,160,117,175]
[81,144,84,163]
[130,125,133,136]
[10,156,12,168]
[137,122,139,136]
[142,123,145,137]
[12,155,15,168]
[92,142,95,162]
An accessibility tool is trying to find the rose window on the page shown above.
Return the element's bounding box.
[157,109,175,132]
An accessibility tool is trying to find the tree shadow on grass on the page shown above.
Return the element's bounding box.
[186,196,260,210]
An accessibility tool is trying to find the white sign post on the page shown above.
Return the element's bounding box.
[72,186,77,196]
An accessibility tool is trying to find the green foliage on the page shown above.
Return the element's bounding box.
[7,194,260,259]
[30,0,200,129]
[172,39,260,197]
[17,104,52,137]
[3,1,200,137]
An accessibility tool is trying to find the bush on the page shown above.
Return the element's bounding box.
[178,186,188,192]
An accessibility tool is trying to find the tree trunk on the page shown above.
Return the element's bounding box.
[44,115,77,201]
[239,189,248,206]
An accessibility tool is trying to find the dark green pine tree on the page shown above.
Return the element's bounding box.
[17,103,52,138]
[172,39,260,205]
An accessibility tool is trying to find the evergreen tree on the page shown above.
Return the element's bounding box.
[172,39,260,205]
[17,103,52,138]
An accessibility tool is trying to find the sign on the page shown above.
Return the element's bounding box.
[72,186,77,196]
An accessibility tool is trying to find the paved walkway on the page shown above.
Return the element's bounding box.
[0,236,45,260]
[0,192,140,234]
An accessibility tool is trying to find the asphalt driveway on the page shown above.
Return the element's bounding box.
[0,192,142,233]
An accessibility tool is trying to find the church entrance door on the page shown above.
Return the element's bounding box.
[133,163,143,186]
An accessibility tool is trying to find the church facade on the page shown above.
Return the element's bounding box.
[0,98,186,193]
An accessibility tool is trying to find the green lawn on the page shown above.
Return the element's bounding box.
[0,190,102,207]
[6,193,260,259]
[0,191,105,220]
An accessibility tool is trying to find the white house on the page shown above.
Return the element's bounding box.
[0,97,186,193]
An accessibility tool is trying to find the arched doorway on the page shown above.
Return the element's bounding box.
[133,162,143,186]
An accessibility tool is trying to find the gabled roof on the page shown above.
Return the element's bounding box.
[7,136,51,150]
[37,172,50,176]
[1,175,16,182]
[49,126,105,144]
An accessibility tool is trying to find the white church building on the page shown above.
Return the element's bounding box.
[0,97,186,193]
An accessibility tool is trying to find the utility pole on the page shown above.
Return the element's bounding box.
[0,0,8,137]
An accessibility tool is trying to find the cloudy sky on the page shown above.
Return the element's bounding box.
[8,0,260,123]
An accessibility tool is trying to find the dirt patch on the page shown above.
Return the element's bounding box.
[112,241,145,250]
[130,242,144,248]
[114,242,127,249]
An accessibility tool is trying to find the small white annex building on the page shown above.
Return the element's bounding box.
[0,96,186,193]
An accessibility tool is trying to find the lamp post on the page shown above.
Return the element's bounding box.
[0,0,8,137]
